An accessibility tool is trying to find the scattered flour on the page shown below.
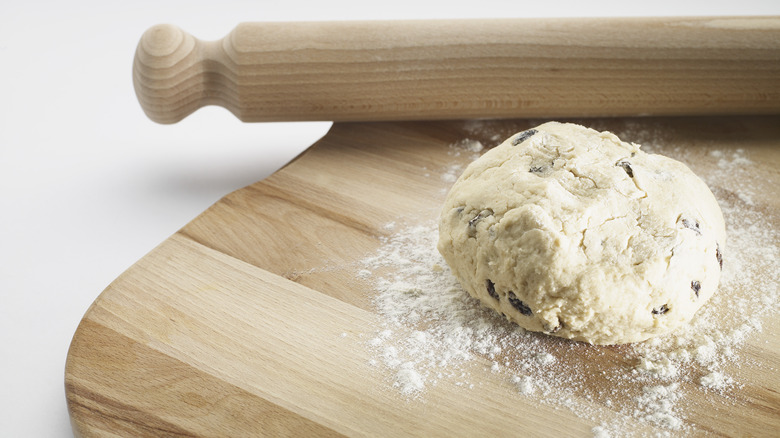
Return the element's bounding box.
[634,384,683,431]
[592,424,612,438]
[512,375,538,396]
[699,371,733,391]
[359,120,779,436]
[634,356,679,380]
[395,362,425,395]
[451,138,486,154]
[440,164,462,183]
[441,139,484,183]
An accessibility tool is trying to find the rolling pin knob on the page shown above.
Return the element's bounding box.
[133,24,231,124]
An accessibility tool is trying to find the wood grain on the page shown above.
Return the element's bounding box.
[133,17,780,124]
[66,116,779,437]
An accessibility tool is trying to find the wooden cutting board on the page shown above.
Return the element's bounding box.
[65,115,779,437]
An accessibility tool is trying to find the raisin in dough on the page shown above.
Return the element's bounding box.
[437,122,726,345]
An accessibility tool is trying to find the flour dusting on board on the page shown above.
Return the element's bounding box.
[359,120,779,437]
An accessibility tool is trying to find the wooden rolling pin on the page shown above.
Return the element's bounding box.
[133,17,780,123]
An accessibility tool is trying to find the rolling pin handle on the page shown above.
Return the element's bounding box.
[133,19,780,124]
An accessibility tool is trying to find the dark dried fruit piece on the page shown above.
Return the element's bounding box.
[652,304,669,315]
[507,291,533,316]
[682,218,702,235]
[512,129,538,146]
[544,321,563,333]
[716,243,723,270]
[486,279,499,300]
[467,209,493,238]
[691,280,701,298]
[616,161,634,178]
[529,166,545,173]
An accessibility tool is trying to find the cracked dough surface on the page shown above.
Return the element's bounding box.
[437,122,726,345]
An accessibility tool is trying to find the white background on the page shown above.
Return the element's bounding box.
[2,1,778,436]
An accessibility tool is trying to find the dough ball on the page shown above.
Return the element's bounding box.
[437,122,725,345]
